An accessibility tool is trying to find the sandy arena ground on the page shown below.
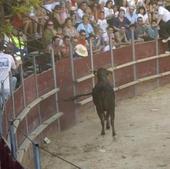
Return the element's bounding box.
[41,84,170,169]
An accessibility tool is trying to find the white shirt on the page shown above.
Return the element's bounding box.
[158,6,170,22]
[75,8,85,24]
[104,7,114,18]
[43,2,60,12]
[97,19,108,33]
[0,52,16,91]
[137,13,149,24]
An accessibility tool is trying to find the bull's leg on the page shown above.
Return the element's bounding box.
[96,108,105,135]
[105,111,110,130]
[110,110,116,136]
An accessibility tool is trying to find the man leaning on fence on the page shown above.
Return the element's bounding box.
[0,39,21,105]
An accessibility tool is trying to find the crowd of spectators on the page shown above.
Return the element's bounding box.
[2,0,170,60]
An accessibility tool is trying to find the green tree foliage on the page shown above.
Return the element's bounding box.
[0,0,42,35]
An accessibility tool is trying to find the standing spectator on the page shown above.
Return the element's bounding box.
[52,4,67,29]
[99,0,115,6]
[104,0,114,19]
[0,39,20,102]
[113,8,131,31]
[156,1,170,43]
[75,1,88,27]
[97,11,109,40]
[42,20,57,50]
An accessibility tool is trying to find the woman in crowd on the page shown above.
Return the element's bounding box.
[137,6,150,24]
[63,17,79,38]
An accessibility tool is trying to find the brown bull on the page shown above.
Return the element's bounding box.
[66,68,116,136]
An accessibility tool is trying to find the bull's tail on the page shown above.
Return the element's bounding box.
[64,92,92,101]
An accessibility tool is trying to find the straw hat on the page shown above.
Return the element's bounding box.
[74,44,88,57]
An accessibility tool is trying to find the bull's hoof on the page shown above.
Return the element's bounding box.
[101,131,105,135]
[106,125,110,130]
[112,132,116,137]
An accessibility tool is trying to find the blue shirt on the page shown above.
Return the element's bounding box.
[77,23,94,38]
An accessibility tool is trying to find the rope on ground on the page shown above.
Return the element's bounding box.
[8,118,85,169]
[39,146,84,169]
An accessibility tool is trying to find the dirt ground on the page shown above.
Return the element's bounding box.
[40,84,170,169]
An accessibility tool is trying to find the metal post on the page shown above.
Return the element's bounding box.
[9,72,16,119]
[20,64,29,135]
[33,56,42,123]
[0,82,5,137]
[0,107,2,137]
[69,40,76,98]
[20,64,26,107]
[155,37,160,87]
[131,29,137,95]
[109,34,116,88]
[33,143,41,169]
[50,48,59,112]
[50,48,61,132]
[89,39,95,87]
[9,120,17,160]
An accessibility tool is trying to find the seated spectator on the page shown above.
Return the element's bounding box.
[63,17,79,38]
[113,8,131,31]
[24,6,40,36]
[114,26,130,46]
[52,4,68,29]
[42,20,57,50]
[135,17,154,41]
[77,15,94,38]
[51,35,64,60]
[76,29,89,47]
[150,20,159,39]
[36,6,49,37]
[60,35,70,58]
[102,26,117,52]
[89,33,102,54]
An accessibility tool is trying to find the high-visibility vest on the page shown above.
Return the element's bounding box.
[11,36,25,49]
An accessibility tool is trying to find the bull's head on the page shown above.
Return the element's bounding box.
[93,68,112,81]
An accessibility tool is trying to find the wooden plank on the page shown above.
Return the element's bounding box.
[76,74,94,83]
[14,88,59,133]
